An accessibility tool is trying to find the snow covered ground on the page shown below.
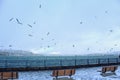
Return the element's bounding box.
[18,65,120,80]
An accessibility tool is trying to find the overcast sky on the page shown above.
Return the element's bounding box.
[0,0,120,55]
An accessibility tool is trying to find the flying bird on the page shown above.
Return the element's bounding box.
[96,41,98,43]
[114,44,117,46]
[94,16,97,19]
[72,45,75,47]
[39,4,41,8]
[80,21,83,24]
[47,46,50,48]
[16,18,22,25]
[27,24,32,28]
[41,38,44,40]
[9,45,12,47]
[87,48,90,51]
[33,22,36,24]
[105,11,108,13]
[47,32,50,36]
[28,34,33,37]
[9,18,14,22]
[109,30,113,32]
[52,39,55,41]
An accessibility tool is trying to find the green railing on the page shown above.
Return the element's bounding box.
[0,56,119,68]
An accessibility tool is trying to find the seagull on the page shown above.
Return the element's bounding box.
[16,18,22,25]
[109,30,113,32]
[41,38,44,40]
[94,16,97,19]
[9,45,12,47]
[52,39,55,41]
[105,11,108,13]
[27,24,32,28]
[28,34,33,37]
[9,18,14,22]
[96,41,98,43]
[39,4,41,8]
[72,45,75,47]
[47,32,50,36]
[87,48,90,51]
[47,46,50,48]
[114,44,117,46]
[33,22,36,24]
[80,21,83,24]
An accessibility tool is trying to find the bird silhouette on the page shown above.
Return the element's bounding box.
[39,4,41,8]
[54,43,56,45]
[72,45,75,47]
[94,16,97,19]
[9,18,14,22]
[87,48,90,51]
[105,11,108,13]
[41,38,44,40]
[96,41,98,43]
[47,46,50,48]
[33,22,36,24]
[16,18,22,25]
[28,34,33,37]
[27,24,32,28]
[52,39,55,41]
[80,21,83,24]
[114,44,117,46]
[9,45,12,47]
[109,30,113,32]
[47,32,50,36]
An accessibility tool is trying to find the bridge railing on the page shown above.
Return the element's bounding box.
[0,58,120,68]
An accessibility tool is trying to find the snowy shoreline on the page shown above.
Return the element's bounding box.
[18,65,120,80]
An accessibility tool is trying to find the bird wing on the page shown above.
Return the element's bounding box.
[9,18,14,21]
[16,18,22,24]
[27,24,32,28]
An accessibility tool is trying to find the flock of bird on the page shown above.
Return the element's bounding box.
[7,4,58,50]
[1,3,118,53]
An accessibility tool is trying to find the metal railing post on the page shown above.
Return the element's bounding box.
[5,60,7,68]
[98,59,100,64]
[116,58,118,64]
[108,58,109,64]
[44,60,46,67]
[59,59,62,67]
[87,59,89,65]
[75,59,76,66]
